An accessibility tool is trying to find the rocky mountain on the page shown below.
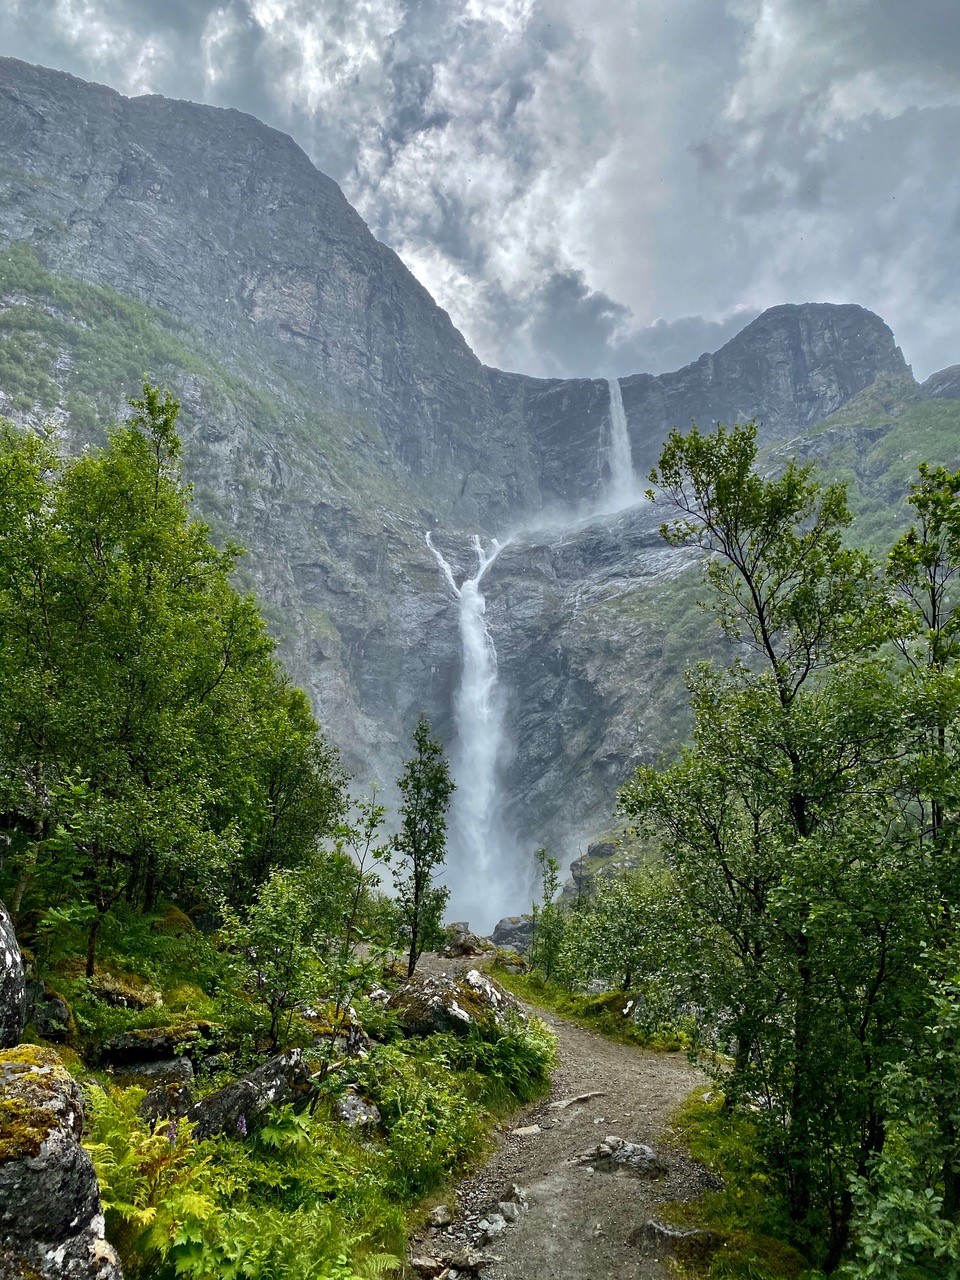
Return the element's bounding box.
[0,56,956,922]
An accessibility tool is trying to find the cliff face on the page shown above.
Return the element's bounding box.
[0,57,921,887]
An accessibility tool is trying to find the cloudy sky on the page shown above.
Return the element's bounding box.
[3,0,960,379]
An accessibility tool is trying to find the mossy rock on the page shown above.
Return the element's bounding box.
[387,969,525,1038]
[0,1045,81,1165]
[151,904,196,936]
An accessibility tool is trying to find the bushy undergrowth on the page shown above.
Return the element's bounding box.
[85,1009,554,1280]
[491,963,689,1052]
[664,1089,826,1280]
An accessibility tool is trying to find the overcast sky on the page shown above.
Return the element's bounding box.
[3,0,960,379]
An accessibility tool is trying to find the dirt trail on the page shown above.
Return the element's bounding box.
[411,966,708,1280]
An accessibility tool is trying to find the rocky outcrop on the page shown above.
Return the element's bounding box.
[0,904,25,1049]
[920,365,960,401]
[188,1049,313,1140]
[388,969,524,1038]
[0,58,924,889]
[0,1045,123,1279]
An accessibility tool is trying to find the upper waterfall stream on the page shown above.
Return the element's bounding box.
[601,375,640,512]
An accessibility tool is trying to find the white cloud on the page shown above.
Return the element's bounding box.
[2,0,960,377]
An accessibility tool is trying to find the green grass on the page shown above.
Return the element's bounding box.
[655,1089,827,1280]
[490,963,688,1051]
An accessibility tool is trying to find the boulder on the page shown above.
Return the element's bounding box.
[576,1135,666,1178]
[138,1080,195,1128]
[490,916,534,954]
[28,984,74,1044]
[97,1022,217,1068]
[0,1044,123,1279]
[387,969,526,1038]
[441,922,495,958]
[332,1085,380,1128]
[188,1049,313,1140]
[0,904,26,1050]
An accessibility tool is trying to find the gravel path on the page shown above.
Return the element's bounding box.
[409,968,707,1280]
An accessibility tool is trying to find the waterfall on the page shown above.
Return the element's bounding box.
[604,376,639,510]
[425,532,523,932]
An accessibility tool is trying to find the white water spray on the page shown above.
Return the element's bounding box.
[603,376,639,511]
[426,532,524,931]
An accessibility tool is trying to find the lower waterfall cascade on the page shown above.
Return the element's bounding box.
[425,532,527,932]
[425,379,645,930]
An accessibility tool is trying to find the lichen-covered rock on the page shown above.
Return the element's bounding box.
[97,1022,217,1068]
[333,1085,380,1129]
[387,969,525,1038]
[0,1045,123,1279]
[0,904,26,1050]
[188,1050,313,1140]
[442,922,496,958]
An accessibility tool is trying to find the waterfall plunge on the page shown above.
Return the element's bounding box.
[601,376,640,512]
[425,533,525,933]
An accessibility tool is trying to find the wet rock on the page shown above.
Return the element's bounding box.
[29,984,74,1044]
[497,1201,521,1223]
[333,1085,380,1129]
[0,1044,123,1278]
[490,917,534,954]
[138,1081,195,1128]
[442,923,495,958]
[427,1205,454,1228]
[188,1049,313,1140]
[576,1135,667,1177]
[387,969,525,1038]
[0,904,26,1050]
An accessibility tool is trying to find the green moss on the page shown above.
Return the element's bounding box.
[0,1095,51,1161]
[661,1089,826,1279]
[0,1046,75,1163]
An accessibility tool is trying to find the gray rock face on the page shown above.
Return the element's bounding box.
[0,1046,123,1279]
[0,58,919,891]
[188,1049,313,1140]
[0,904,25,1050]
[920,365,960,401]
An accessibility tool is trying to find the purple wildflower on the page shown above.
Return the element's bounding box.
[236,1113,248,1137]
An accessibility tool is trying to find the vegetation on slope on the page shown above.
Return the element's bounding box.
[520,422,960,1277]
[0,387,555,1279]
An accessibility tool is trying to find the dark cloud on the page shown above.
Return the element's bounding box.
[1,0,959,378]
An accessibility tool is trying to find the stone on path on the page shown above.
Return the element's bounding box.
[575,1135,667,1177]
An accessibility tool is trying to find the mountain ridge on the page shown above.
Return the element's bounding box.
[0,55,953,905]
